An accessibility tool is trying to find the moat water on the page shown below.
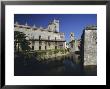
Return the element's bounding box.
[14,53,97,76]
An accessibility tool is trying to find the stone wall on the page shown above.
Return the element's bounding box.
[80,26,97,65]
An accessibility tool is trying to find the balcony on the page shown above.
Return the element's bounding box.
[29,38,65,42]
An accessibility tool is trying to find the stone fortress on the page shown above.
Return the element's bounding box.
[80,25,97,65]
[14,19,66,51]
[68,25,97,66]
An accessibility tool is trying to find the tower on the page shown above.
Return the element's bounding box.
[48,19,59,32]
[70,32,75,41]
[53,19,59,32]
[32,24,36,28]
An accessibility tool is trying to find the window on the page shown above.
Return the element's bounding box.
[55,37,56,40]
[45,46,47,50]
[55,46,57,49]
[39,46,41,50]
[32,46,34,50]
[48,36,50,40]
[48,42,51,46]
[55,25,56,29]
[39,35,41,40]
[39,41,42,45]
[32,36,34,39]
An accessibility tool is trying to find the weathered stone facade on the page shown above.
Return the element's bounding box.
[14,19,66,51]
[80,25,97,65]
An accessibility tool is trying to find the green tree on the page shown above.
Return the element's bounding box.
[14,31,31,52]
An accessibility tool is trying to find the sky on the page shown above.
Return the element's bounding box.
[14,14,97,42]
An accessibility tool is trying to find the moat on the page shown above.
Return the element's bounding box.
[14,53,97,76]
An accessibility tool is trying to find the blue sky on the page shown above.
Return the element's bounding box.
[14,14,97,42]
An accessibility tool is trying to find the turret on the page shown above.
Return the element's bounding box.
[25,22,28,26]
[15,21,19,25]
[33,24,36,28]
[32,24,37,30]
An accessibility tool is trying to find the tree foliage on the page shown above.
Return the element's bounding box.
[14,31,31,52]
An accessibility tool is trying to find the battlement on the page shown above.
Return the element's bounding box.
[85,25,97,30]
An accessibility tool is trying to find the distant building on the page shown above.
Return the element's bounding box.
[69,32,80,52]
[65,42,70,49]
[14,19,66,51]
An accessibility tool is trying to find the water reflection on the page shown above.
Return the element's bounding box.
[14,53,97,76]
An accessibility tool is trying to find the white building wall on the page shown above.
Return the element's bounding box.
[14,19,65,51]
[41,41,45,50]
[15,26,63,41]
[34,41,39,50]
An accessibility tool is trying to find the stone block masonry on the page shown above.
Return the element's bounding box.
[81,25,97,66]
